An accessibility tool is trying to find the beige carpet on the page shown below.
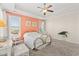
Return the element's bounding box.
[30,39,79,56]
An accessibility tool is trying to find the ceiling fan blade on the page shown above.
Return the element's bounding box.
[44,12,46,15]
[47,5,52,8]
[37,7,43,9]
[44,3,46,8]
[44,3,46,5]
[47,10,54,12]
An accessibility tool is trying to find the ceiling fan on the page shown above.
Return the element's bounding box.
[37,3,54,15]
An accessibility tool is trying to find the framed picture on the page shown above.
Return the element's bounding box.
[32,22,37,27]
[25,20,31,27]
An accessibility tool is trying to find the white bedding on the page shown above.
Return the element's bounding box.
[24,32,43,49]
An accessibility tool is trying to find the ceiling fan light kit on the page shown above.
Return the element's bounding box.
[43,9,47,13]
[37,3,54,15]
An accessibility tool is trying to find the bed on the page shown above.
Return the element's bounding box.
[23,32,52,50]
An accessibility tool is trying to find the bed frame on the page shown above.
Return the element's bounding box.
[33,33,52,50]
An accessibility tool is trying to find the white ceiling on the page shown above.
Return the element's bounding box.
[15,3,79,17]
[1,3,79,18]
[15,3,54,17]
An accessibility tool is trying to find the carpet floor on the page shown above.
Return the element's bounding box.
[29,39,79,56]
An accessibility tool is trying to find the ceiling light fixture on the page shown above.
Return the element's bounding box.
[37,3,54,15]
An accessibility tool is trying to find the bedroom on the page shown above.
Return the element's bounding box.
[0,3,79,56]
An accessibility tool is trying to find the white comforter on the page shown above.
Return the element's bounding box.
[24,32,42,49]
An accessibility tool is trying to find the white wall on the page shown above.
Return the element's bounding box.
[46,13,79,44]
[75,14,79,43]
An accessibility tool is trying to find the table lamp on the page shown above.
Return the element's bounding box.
[0,20,6,42]
[0,20,5,27]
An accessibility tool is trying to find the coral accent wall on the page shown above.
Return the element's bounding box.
[21,16,40,38]
[6,12,41,39]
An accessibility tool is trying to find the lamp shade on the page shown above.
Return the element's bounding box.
[0,20,5,28]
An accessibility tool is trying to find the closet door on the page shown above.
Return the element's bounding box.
[7,15,21,40]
